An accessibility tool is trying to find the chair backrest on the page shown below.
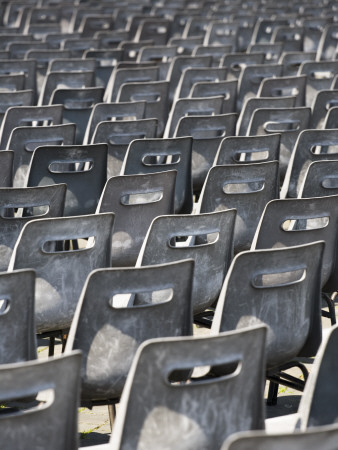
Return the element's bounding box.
[299,160,338,198]
[7,123,76,188]
[311,90,338,129]
[280,51,316,77]
[281,129,338,199]
[257,75,307,107]
[27,143,107,216]
[220,52,265,80]
[138,210,236,314]
[111,326,267,450]
[236,96,296,136]
[199,161,280,253]
[175,66,227,101]
[0,90,34,127]
[0,104,63,150]
[212,241,324,367]
[122,136,193,214]
[222,424,338,450]
[248,106,311,180]
[252,195,338,293]
[92,118,158,179]
[0,269,36,363]
[66,259,194,403]
[0,183,66,271]
[9,213,114,334]
[50,87,105,144]
[175,113,238,192]
[0,351,81,450]
[97,170,176,267]
[0,60,36,94]
[189,79,237,114]
[83,101,146,145]
[215,134,281,165]
[299,60,338,107]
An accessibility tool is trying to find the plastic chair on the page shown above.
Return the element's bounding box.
[222,424,338,450]
[204,20,240,49]
[212,241,324,405]
[248,107,312,180]
[138,209,236,315]
[134,18,172,45]
[83,49,123,88]
[0,104,63,150]
[0,351,81,450]
[0,269,36,363]
[83,101,146,146]
[174,113,238,193]
[50,87,105,144]
[78,14,115,37]
[0,90,34,128]
[257,75,307,107]
[66,259,194,414]
[111,326,267,450]
[189,79,238,114]
[198,161,280,254]
[281,129,338,199]
[271,26,304,52]
[220,52,265,80]
[192,44,232,66]
[175,66,227,101]
[27,143,107,216]
[280,51,316,77]
[0,183,66,271]
[299,160,338,198]
[117,80,169,137]
[215,134,281,166]
[92,118,157,179]
[311,90,338,129]
[236,96,296,136]
[316,23,338,61]
[164,95,224,138]
[0,60,36,95]
[7,123,76,188]
[97,170,176,267]
[9,212,114,335]
[0,73,25,92]
[122,136,193,214]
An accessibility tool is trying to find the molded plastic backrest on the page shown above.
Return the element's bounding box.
[252,195,338,292]
[0,104,63,150]
[0,90,34,127]
[199,161,280,253]
[97,170,176,266]
[9,213,114,333]
[0,183,66,271]
[175,66,227,101]
[257,75,307,107]
[92,118,157,179]
[0,60,36,94]
[138,210,236,314]
[215,134,281,165]
[311,90,338,129]
[212,242,324,367]
[7,123,76,188]
[66,259,194,402]
[299,160,338,198]
[299,60,338,107]
[84,101,146,145]
[220,52,265,80]
[0,269,36,363]
[27,143,107,216]
[282,129,338,198]
[280,51,316,77]
[0,351,82,450]
[111,326,267,450]
[189,79,237,114]
[122,136,193,214]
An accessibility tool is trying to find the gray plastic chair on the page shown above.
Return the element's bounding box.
[0,60,36,95]
[281,129,338,199]
[50,86,105,144]
[251,195,338,315]
[189,79,238,114]
[248,106,312,180]
[299,160,338,198]
[0,73,25,92]
[247,43,284,65]
[215,134,281,166]
[220,52,265,80]
[0,351,81,450]
[97,171,176,267]
[7,123,76,188]
[0,104,63,150]
[92,118,158,179]
[257,75,307,107]
[83,101,146,146]
[316,23,338,61]
[9,212,114,335]
[27,143,107,216]
[0,269,36,363]
[311,90,338,129]
[0,90,34,128]
[280,51,316,77]
[0,183,66,271]
[175,66,227,101]
[111,325,267,450]
[222,424,338,450]
[212,241,324,405]
[192,44,232,66]
[236,96,296,136]
[117,80,169,137]
[122,136,193,214]
[137,209,236,315]
[299,60,338,107]
[174,113,238,193]
[66,259,194,411]
[164,95,224,138]
[198,161,280,253]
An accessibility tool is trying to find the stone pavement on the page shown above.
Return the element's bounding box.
[37,308,335,446]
